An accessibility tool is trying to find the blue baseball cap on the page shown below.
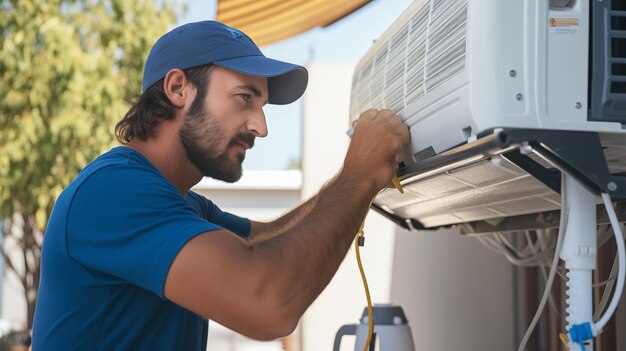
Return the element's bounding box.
[142,20,308,105]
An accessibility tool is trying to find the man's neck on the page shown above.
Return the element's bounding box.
[126,125,203,197]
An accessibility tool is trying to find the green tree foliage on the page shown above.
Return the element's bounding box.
[0,0,181,331]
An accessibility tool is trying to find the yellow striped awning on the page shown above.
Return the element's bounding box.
[216,0,372,47]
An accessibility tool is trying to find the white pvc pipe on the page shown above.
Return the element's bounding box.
[559,177,597,271]
[560,176,596,351]
[565,270,593,329]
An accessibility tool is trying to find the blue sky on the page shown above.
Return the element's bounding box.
[178,0,413,170]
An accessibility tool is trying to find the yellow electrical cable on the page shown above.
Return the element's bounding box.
[559,332,570,350]
[392,175,404,194]
[354,175,404,351]
[355,229,374,351]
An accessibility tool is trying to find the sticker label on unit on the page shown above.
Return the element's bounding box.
[548,18,580,34]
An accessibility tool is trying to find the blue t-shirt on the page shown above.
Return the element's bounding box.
[32,146,250,350]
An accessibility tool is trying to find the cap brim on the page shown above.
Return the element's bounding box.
[214,56,308,105]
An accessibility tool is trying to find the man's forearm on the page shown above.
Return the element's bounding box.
[247,192,321,244]
[250,170,377,319]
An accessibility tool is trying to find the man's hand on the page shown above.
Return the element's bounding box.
[343,109,410,194]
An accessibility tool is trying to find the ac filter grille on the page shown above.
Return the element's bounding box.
[350,0,468,120]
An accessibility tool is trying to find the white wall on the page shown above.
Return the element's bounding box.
[300,61,397,351]
[389,228,516,350]
[1,261,26,329]
[193,170,302,220]
[1,220,29,332]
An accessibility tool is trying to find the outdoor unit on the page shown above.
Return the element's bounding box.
[350,0,626,230]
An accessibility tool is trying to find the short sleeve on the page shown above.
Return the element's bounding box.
[66,164,219,298]
[185,191,251,238]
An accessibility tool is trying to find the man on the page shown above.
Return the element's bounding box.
[31,20,409,350]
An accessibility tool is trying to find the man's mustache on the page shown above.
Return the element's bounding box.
[229,132,255,149]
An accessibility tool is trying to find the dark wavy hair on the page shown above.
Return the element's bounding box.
[115,64,216,144]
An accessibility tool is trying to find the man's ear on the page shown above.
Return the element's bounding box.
[163,68,191,108]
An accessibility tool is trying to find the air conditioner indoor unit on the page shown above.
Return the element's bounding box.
[350,0,626,231]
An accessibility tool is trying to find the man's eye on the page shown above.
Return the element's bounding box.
[239,94,251,102]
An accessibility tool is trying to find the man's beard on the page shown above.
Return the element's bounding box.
[179,102,255,183]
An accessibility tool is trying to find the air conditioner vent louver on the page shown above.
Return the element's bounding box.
[406,5,429,105]
[609,9,626,94]
[371,47,388,108]
[591,0,626,122]
[386,25,409,112]
[353,61,372,119]
[426,2,468,91]
[350,0,468,120]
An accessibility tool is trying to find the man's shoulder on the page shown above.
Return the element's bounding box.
[83,146,151,173]
[76,147,161,186]
[57,147,172,210]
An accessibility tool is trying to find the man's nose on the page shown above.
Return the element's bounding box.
[248,108,268,138]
